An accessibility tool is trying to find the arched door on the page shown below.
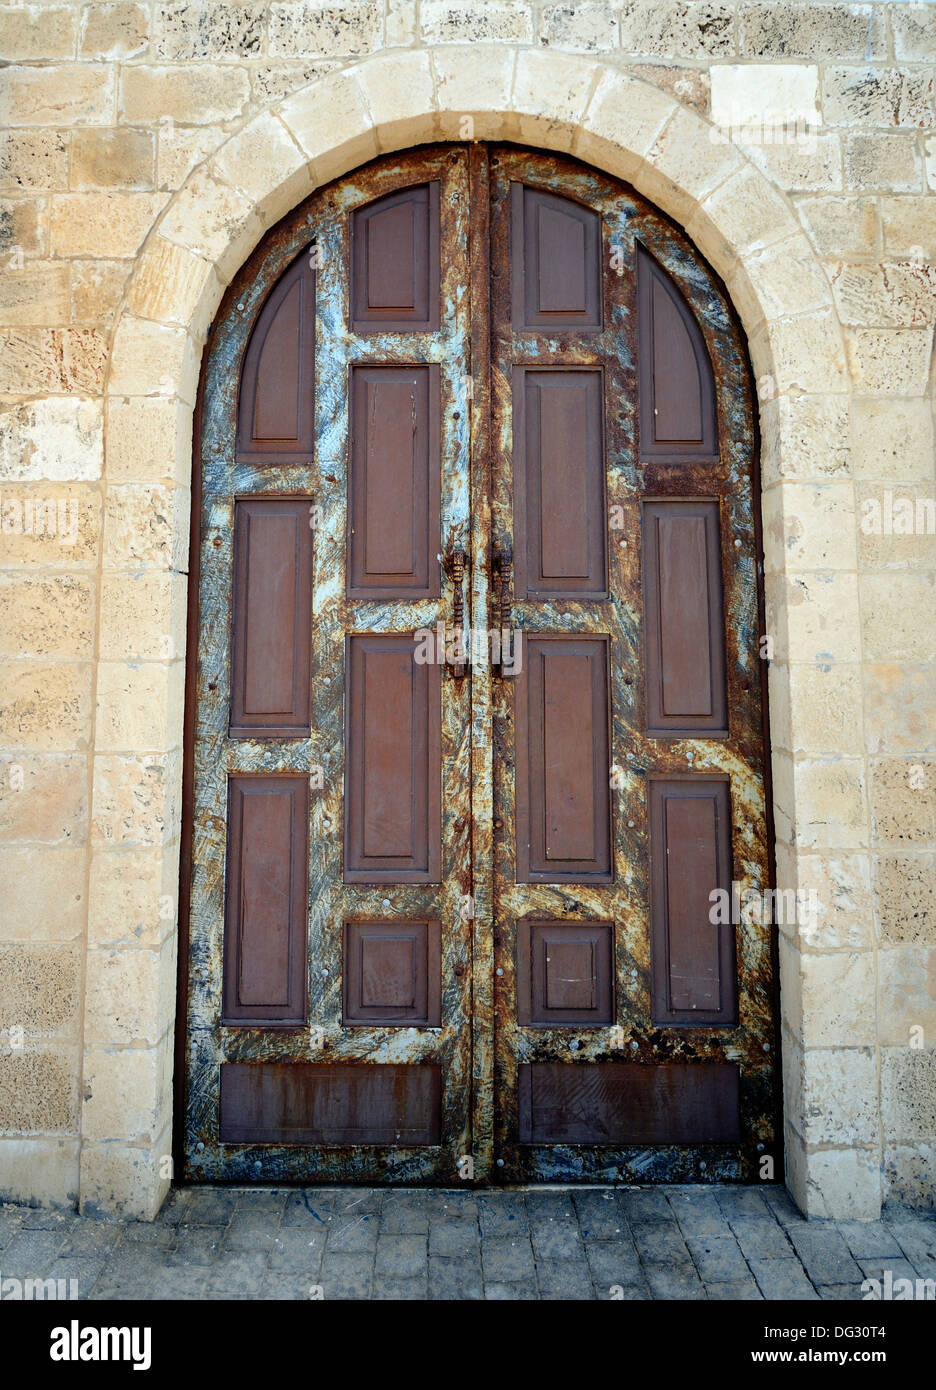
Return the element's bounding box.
[179,146,778,1187]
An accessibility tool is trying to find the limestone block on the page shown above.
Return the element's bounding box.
[0,486,101,571]
[430,46,519,144]
[881,1047,936,1143]
[792,1145,882,1221]
[831,261,936,329]
[420,0,533,46]
[0,328,108,394]
[352,50,436,153]
[541,4,618,52]
[0,944,80,1036]
[846,327,933,395]
[759,394,850,487]
[850,397,934,482]
[0,845,86,941]
[739,2,886,61]
[863,665,936,757]
[791,851,873,951]
[81,1036,172,1143]
[619,0,734,58]
[0,261,70,327]
[861,572,936,663]
[877,947,936,1048]
[746,134,843,194]
[102,483,190,570]
[153,1,265,60]
[858,484,936,570]
[787,662,863,756]
[0,131,67,192]
[892,4,936,62]
[513,49,604,152]
[120,65,250,125]
[845,132,922,193]
[269,0,382,55]
[125,236,220,331]
[882,1143,935,1211]
[0,754,89,845]
[0,65,115,128]
[873,853,936,946]
[157,125,225,193]
[800,949,876,1045]
[157,168,261,282]
[869,756,935,848]
[51,191,167,258]
[881,196,936,258]
[0,5,78,61]
[94,660,185,754]
[91,751,182,848]
[0,397,102,483]
[105,396,191,485]
[78,1125,172,1219]
[792,759,868,851]
[278,70,380,183]
[757,310,847,396]
[71,259,131,325]
[108,317,199,404]
[768,572,860,664]
[0,575,95,659]
[88,843,179,948]
[79,3,150,60]
[0,195,49,258]
[823,66,935,129]
[210,111,313,212]
[801,1048,878,1146]
[0,662,93,752]
[84,940,176,1047]
[797,195,879,257]
[575,69,676,182]
[0,1137,79,1208]
[99,571,187,661]
[0,1046,78,1133]
[69,128,155,191]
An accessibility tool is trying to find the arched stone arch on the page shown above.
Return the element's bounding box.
[89,45,867,1221]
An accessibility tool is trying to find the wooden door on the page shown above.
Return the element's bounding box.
[179,145,778,1187]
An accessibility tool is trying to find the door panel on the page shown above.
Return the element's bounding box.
[181,144,777,1187]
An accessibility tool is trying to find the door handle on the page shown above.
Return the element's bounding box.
[447,547,467,678]
[492,547,515,677]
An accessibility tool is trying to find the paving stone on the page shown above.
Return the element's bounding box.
[222,1212,280,1252]
[153,1191,190,1227]
[26,1256,102,1299]
[481,1236,536,1282]
[0,1206,24,1246]
[85,1245,172,1299]
[154,1266,216,1300]
[705,1277,763,1299]
[202,1251,269,1297]
[817,1283,866,1300]
[119,1223,177,1248]
[889,1220,936,1276]
[668,1191,730,1238]
[730,1215,795,1260]
[786,1226,863,1284]
[330,1190,382,1218]
[178,1189,236,1225]
[234,1189,290,1214]
[282,1191,333,1227]
[838,1221,904,1261]
[425,1190,479,1218]
[478,1192,529,1238]
[428,1217,478,1256]
[536,1256,593,1300]
[715,1188,773,1219]
[584,1239,643,1286]
[259,1272,325,1300]
[643,1262,707,1299]
[621,1190,672,1223]
[165,1225,224,1264]
[324,1213,379,1254]
[268,1226,326,1273]
[1,1228,69,1275]
[60,1221,122,1256]
[750,1257,819,1300]
[572,1189,629,1239]
[484,1282,537,1300]
[631,1220,691,1264]
[427,1254,483,1299]
[379,1191,430,1234]
[375,1234,426,1278]
[319,1252,373,1299]
[531,1217,584,1260]
[687,1234,751,1282]
[762,1188,804,1225]
[373,1276,428,1300]
[603,1280,653,1299]
[17,1208,77,1232]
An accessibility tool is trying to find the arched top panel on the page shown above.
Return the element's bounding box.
[350,180,441,332]
[237,249,316,460]
[636,243,718,459]
[511,183,602,332]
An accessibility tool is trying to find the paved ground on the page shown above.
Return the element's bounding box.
[1,1185,934,1300]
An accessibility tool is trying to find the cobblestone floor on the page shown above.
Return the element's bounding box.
[1,1186,934,1301]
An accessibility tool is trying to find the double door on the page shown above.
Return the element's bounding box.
[181,145,777,1185]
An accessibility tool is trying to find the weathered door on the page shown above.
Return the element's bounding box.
[180,145,777,1186]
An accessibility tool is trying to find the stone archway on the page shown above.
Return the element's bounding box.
[88,45,866,1221]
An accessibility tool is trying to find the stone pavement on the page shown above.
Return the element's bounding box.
[1,1185,934,1301]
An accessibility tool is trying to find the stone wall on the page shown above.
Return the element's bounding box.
[0,1,933,1219]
